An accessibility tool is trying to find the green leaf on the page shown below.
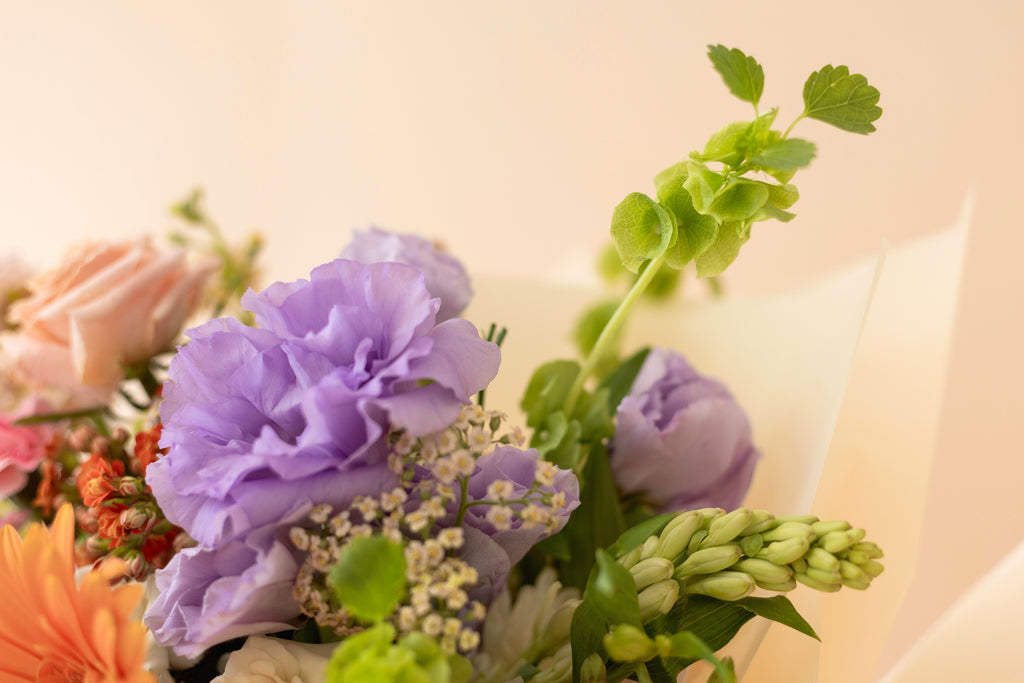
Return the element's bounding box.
[694,120,748,166]
[533,412,582,469]
[643,596,755,679]
[752,138,817,172]
[750,182,800,224]
[682,162,724,214]
[328,536,407,623]
[521,360,581,428]
[656,174,719,268]
[653,160,688,190]
[802,65,882,134]
[694,222,749,278]
[598,347,651,412]
[706,179,770,223]
[641,260,682,300]
[571,600,610,683]
[765,182,799,210]
[707,45,764,106]
[606,512,676,558]
[610,193,676,274]
[575,387,615,444]
[556,442,627,590]
[575,300,620,358]
[735,595,820,640]
[737,108,778,158]
[656,632,737,683]
[587,549,642,627]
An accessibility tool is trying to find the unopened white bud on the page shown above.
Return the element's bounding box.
[630,557,674,590]
[676,544,742,578]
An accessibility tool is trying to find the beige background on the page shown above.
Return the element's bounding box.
[2,1,1022,679]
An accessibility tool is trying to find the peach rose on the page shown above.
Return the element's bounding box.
[1,237,215,407]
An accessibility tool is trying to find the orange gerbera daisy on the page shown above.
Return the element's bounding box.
[0,504,155,683]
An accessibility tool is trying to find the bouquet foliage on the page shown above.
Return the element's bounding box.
[0,46,883,683]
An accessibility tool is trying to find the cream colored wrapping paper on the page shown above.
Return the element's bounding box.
[467,197,970,682]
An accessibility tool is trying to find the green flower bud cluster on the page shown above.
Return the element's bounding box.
[617,508,883,612]
[325,622,471,683]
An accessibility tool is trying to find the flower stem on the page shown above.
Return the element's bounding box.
[454,476,471,526]
[635,662,655,683]
[563,252,667,417]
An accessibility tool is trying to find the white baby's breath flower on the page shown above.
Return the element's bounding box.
[486,480,515,501]
[451,448,477,476]
[211,636,337,683]
[485,505,515,531]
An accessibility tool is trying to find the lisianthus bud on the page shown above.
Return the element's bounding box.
[609,348,759,511]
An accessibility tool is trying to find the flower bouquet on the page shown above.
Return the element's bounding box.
[0,47,886,683]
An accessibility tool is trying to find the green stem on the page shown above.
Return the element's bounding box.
[635,661,654,683]
[782,113,805,140]
[563,252,667,417]
[454,476,471,526]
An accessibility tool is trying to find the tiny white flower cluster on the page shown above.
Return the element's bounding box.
[289,405,563,656]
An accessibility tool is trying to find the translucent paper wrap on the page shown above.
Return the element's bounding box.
[468,196,1011,681]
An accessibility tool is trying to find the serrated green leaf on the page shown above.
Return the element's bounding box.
[682,162,724,214]
[707,45,764,106]
[610,193,676,274]
[656,174,719,268]
[521,360,581,428]
[328,536,407,623]
[735,595,820,640]
[694,222,749,278]
[752,138,817,172]
[571,600,609,683]
[706,180,769,223]
[587,549,642,627]
[802,65,882,134]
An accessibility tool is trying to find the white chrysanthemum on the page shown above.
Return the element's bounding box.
[211,636,337,683]
[471,567,581,683]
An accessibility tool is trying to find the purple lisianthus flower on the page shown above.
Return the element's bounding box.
[341,227,472,322]
[148,259,500,549]
[144,535,301,658]
[452,445,579,596]
[609,348,759,511]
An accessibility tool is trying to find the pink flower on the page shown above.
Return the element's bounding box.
[1,237,215,406]
[0,399,56,498]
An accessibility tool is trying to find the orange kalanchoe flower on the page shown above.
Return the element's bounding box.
[0,504,155,683]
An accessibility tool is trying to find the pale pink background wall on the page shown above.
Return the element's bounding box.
[2,1,1022,677]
